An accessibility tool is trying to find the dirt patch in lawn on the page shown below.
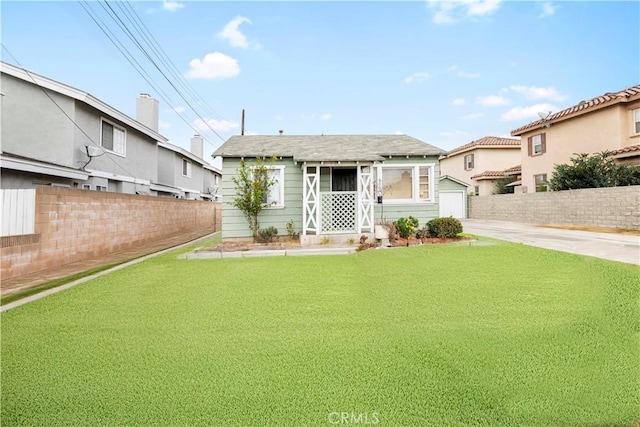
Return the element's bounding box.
[388,236,475,247]
[206,240,303,252]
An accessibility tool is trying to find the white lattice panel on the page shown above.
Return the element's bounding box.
[321,192,357,233]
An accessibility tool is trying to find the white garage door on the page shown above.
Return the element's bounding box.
[439,191,466,219]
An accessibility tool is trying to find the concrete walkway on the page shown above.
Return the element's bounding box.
[461,219,640,265]
[180,246,357,259]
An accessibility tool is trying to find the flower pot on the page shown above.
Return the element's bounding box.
[374,224,389,239]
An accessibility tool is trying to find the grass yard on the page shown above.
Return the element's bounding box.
[1,237,639,426]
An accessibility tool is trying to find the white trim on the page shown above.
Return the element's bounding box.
[0,155,89,180]
[100,117,127,157]
[438,190,467,219]
[376,163,435,204]
[263,165,285,208]
[150,183,182,194]
[86,168,151,185]
[439,175,470,187]
[1,62,167,143]
[633,108,640,135]
[303,165,320,234]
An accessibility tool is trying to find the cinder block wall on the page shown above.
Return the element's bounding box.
[468,185,640,230]
[1,186,221,281]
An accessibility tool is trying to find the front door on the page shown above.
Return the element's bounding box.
[332,168,357,192]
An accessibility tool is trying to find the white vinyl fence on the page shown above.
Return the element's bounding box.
[1,189,36,236]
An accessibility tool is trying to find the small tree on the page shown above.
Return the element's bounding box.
[549,151,640,191]
[231,155,277,241]
[493,176,516,194]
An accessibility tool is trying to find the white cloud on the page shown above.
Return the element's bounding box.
[174,106,185,113]
[507,85,566,101]
[500,103,558,121]
[447,65,480,79]
[452,98,466,106]
[428,0,502,24]
[462,112,484,120]
[193,118,239,132]
[159,120,171,129]
[218,16,258,50]
[404,72,430,84]
[186,52,240,79]
[162,1,184,12]
[539,2,556,18]
[476,95,511,106]
[394,131,405,135]
[320,113,332,121]
[440,130,470,137]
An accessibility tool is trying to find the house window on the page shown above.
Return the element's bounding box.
[182,159,191,177]
[263,167,285,207]
[464,153,474,170]
[534,173,547,192]
[474,185,480,196]
[528,133,546,156]
[82,184,91,190]
[96,185,107,192]
[634,109,640,134]
[379,165,433,203]
[100,119,126,156]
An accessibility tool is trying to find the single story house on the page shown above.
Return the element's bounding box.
[213,134,447,243]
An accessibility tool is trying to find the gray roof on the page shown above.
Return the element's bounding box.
[213,135,447,162]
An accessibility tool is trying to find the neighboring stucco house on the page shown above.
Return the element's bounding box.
[511,85,640,192]
[1,61,166,194]
[212,135,447,243]
[156,135,222,200]
[439,136,521,196]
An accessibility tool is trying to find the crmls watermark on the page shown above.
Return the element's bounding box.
[328,412,379,425]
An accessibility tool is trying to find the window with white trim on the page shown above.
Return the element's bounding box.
[100,119,126,156]
[182,159,192,177]
[634,108,640,134]
[263,166,285,207]
[529,133,546,156]
[378,165,434,203]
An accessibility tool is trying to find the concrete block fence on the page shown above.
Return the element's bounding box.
[468,185,640,230]
[1,186,221,281]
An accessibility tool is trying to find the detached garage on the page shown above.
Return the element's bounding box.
[438,176,469,219]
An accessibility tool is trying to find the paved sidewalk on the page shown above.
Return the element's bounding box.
[461,219,640,265]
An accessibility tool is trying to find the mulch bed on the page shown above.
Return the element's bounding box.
[388,236,474,247]
[206,240,302,252]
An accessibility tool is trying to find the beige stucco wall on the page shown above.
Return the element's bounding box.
[468,185,640,230]
[440,147,521,195]
[519,102,640,191]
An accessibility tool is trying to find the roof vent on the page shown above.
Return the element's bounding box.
[278,130,284,135]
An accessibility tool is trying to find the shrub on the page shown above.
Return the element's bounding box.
[415,227,430,239]
[427,217,463,238]
[256,226,278,243]
[285,220,299,241]
[394,216,419,238]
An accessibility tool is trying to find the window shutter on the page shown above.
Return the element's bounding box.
[527,137,532,156]
[463,156,467,169]
[470,154,474,169]
[541,133,546,154]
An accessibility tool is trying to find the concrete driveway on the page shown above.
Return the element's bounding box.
[461,219,640,266]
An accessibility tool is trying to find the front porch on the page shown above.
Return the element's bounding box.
[301,163,375,242]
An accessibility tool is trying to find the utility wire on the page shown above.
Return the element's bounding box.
[1,44,147,184]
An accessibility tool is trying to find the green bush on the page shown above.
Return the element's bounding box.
[256,226,278,243]
[394,216,419,238]
[427,217,463,238]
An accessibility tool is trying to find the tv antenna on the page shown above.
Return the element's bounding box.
[538,111,552,128]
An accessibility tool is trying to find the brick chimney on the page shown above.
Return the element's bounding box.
[191,134,204,159]
[136,93,159,132]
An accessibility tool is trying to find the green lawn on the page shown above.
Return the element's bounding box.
[1,237,639,426]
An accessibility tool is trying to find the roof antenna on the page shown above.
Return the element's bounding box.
[279,129,284,135]
[538,111,552,128]
[241,109,245,136]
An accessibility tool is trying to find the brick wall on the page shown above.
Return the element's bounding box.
[1,186,221,280]
[468,185,640,230]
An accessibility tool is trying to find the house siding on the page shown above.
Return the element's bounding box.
[439,177,467,191]
[1,73,76,167]
[221,157,303,239]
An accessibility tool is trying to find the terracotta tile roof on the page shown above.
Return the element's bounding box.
[445,136,520,157]
[511,85,640,135]
[503,164,521,175]
[610,144,640,157]
[470,170,505,180]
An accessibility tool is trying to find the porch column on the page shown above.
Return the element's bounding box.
[357,164,374,233]
[302,165,320,235]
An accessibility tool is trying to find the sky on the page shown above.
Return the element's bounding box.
[2,1,639,165]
